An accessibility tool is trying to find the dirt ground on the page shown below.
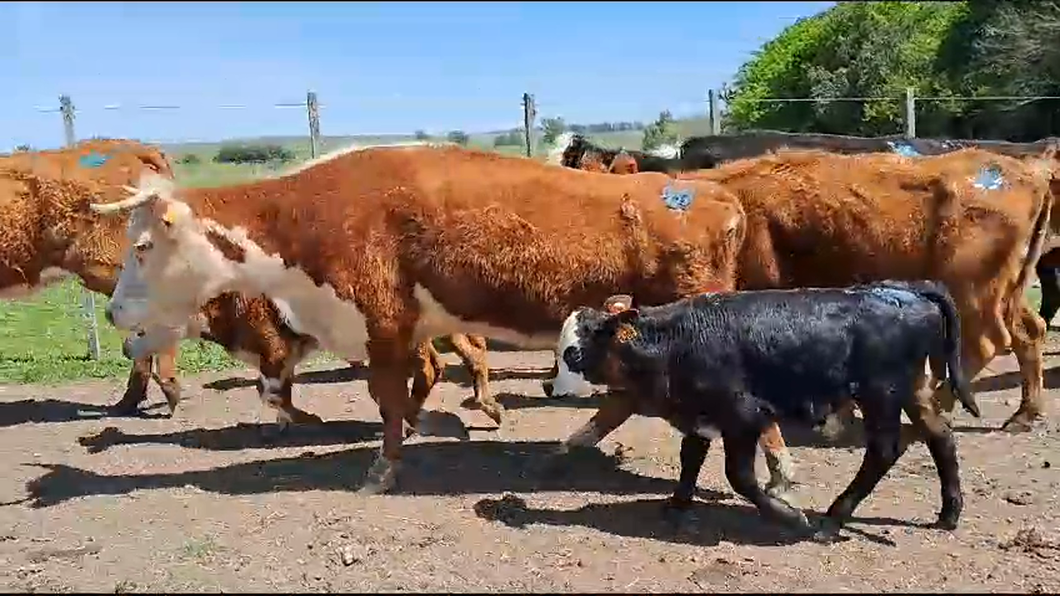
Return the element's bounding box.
[0,347,1058,593]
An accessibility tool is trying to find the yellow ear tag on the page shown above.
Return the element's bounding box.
[161,204,178,226]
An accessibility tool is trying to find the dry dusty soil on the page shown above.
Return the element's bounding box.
[0,348,1058,593]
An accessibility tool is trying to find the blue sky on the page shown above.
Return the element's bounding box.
[0,1,834,150]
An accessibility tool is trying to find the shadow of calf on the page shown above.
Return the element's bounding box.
[473,494,915,547]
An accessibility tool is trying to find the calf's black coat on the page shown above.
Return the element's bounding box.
[562,279,979,538]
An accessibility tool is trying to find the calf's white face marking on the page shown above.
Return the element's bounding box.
[548,309,595,397]
[547,294,635,397]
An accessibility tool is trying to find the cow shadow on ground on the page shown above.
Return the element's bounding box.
[472,494,914,548]
[23,441,724,511]
[0,398,171,428]
[971,362,1060,393]
[203,363,371,392]
[74,409,475,454]
[202,363,550,393]
[494,392,603,411]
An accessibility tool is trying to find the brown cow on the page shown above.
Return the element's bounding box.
[2,140,493,434]
[90,144,764,496]
[0,139,183,412]
[551,148,1055,449]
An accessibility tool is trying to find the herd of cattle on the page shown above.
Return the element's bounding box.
[2,126,1058,543]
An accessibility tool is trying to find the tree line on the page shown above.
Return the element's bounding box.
[723,1,1060,141]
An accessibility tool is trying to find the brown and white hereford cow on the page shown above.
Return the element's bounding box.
[550,148,1056,445]
[89,144,780,496]
[3,140,491,434]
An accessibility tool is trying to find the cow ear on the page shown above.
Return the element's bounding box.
[603,294,633,314]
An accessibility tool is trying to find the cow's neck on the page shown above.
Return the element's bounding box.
[177,185,369,360]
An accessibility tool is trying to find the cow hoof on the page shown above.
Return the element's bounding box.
[933,512,959,532]
[1000,411,1045,433]
[810,518,844,544]
[482,402,505,425]
[541,381,554,399]
[108,398,143,417]
[811,527,843,544]
[159,381,182,414]
[358,459,399,495]
[766,482,796,507]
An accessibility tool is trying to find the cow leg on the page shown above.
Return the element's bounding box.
[723,430,811,531]
[903,383,963,530]
[451,333,502,424]
[662,433,710,526]
[554,392,636,456]
[257,355,322,440]
[1002,303,1048,432]
[816,397,904,542]
[407,339,444,436]
[110,356,153,415]
[152,343,183,415]
[758,422,797,505]
[360,326,417,496]
[1036,263,1060,327]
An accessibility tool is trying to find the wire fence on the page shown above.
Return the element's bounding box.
[7,87,1059,361]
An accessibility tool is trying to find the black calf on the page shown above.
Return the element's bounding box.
[558,280,980,540]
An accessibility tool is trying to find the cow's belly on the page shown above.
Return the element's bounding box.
[412,284,558,350]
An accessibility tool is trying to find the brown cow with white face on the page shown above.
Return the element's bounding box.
[91,143,755,497]
[2,139,492,436]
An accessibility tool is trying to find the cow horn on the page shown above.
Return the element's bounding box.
[89,187,159,214]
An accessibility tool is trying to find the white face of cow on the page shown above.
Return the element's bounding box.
[93,173,240,336]
[544,294,634,398]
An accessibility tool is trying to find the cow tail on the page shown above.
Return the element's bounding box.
[913,282,980,418]
[1011,184,1054,313]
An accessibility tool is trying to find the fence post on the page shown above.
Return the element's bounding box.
[708,89,722,136]
[904,87,916,138]
[306,90,321,159]
[522,92,536,158]
[60,94,102,362]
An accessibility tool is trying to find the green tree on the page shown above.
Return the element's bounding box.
[725,1,966,136]
[414,130,430,141]
[540,117,566,145]
[446,130,470,146]
[642,110,679,151]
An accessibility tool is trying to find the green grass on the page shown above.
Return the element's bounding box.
[0,279,239,384]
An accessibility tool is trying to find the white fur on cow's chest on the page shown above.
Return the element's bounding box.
[246,256,370,362]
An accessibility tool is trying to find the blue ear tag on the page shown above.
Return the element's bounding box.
[661,184,695,211]
[886,140,921,158]
[972,164,1004,191]
[78,151,110,169]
